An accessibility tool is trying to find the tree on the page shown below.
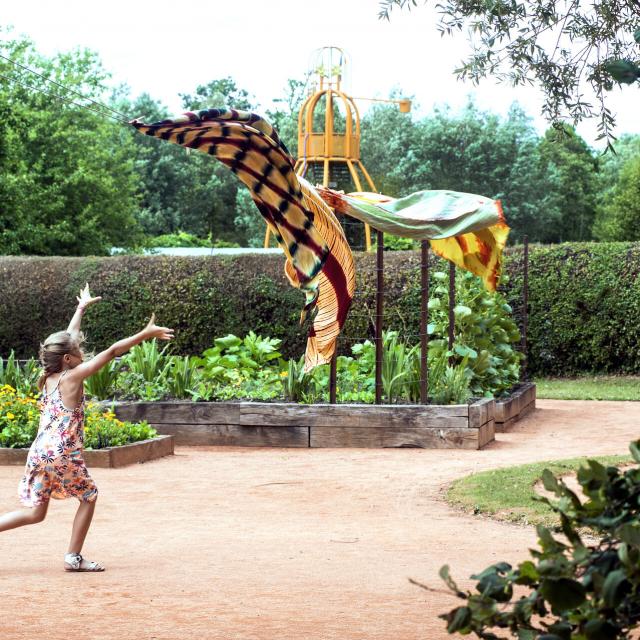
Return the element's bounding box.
[592,134,640,239]
[265,77,309,154]
[537,126,599,242]
[378,0,640,148]
[179,77,253,112]
[593,154,640,240]
[121,79,260,244]
[360,99,564,242]
[0,33,142,255]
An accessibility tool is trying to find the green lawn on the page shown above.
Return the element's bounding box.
[534,375,640,401]
[446,455,632,527]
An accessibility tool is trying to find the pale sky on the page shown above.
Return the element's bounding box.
[3,0,639,149]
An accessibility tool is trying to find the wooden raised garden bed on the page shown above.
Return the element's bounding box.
[113,399,496,450]
[0,435,174,468]
[494,382,536,432]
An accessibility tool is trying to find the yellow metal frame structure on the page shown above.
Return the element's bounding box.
[263,48,410,251]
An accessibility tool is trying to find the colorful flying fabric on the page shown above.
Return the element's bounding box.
[130,108,355,371]
[316,188,509,291]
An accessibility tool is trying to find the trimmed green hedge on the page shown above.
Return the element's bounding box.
[504,242,640,375]
[1,243,639,376]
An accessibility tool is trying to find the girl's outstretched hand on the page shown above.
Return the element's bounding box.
[143,313,175,341]
[77,283,102,309]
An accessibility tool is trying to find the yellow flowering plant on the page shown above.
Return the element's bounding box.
[0,385,156,449]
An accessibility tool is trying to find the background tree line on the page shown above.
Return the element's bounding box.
[1,32,639,256]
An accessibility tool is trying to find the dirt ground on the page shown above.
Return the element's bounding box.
[0,399,638,640]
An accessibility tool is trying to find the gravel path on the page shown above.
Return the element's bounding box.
[0,400,637,640]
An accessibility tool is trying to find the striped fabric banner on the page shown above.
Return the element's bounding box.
[316,188,510,291]
[131,108,355,371]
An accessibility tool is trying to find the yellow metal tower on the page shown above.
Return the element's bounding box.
[264,46,410,251]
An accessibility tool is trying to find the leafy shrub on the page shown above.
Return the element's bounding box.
[0,352,40,394]
[0,385,156,449]
[427,271,522,396]
[193,332,282,384]
[84,406,157,449]
[438,441,640,638]
[116,339,173,401]
[145,230,212,248]
[84,359,122,400]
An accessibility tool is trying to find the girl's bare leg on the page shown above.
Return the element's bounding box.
[65,499,104,571]
[0,502,49,532]
[67,498,97,554]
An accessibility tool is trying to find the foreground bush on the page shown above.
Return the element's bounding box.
[437,441,640,638]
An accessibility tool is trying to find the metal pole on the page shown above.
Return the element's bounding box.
[522,236,529,381]
[329,354,337,403]
[375,230,384,404]
[448,260,455,365]
[420,241,429,404]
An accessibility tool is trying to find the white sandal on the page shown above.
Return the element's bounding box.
[64,552,105,572]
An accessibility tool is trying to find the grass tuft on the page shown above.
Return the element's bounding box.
[446,455,632,527]
[534,375,640,401]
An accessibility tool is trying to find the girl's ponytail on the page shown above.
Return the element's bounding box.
[37,331,86,391]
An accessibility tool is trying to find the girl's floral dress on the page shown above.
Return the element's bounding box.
[18,370,98,507]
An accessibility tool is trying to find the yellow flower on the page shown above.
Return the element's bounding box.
[6,412,14,420]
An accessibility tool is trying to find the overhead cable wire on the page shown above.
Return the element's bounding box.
[0,52,131,122]
[0,70,129,125]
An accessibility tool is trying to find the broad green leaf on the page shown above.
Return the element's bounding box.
[546,621,572,640]
[617,523,640,546]
[541,468,561,494]
[516,560,539,585]
[454,304,472,318]
[604,60,640,84]
[584,619,618,640]
[540,578,586,610]
[214,334,242,350]
[454,344,478,359]
[602,569,629,608]
[629,440,640,463]
[446,606,472,633]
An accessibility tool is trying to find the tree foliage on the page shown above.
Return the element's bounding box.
[2,31,639,252]
[361,101,603,243]
[0,33,142,255]
[593,156,640,241]
[378,0,640,147]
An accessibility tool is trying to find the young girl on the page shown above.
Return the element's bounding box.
[0,284,174,572]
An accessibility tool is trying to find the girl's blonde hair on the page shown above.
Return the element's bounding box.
[37,331,86,391]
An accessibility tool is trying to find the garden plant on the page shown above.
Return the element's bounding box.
[437,441,640,639]
[0,269,523,406]
[0,384,156,449]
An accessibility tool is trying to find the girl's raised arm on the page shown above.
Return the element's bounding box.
[67,314,174,384]
[67,283,102,338]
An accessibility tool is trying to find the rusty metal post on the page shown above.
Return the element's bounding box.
[420,240,429,404]
[329,354,337,403]
[375,230,384,404]
[522,235,529,381]
[448,260,455,364]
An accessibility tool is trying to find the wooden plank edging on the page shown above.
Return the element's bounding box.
[109,398,504,449]
[494,383,537,430]
[0,435,174,468]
